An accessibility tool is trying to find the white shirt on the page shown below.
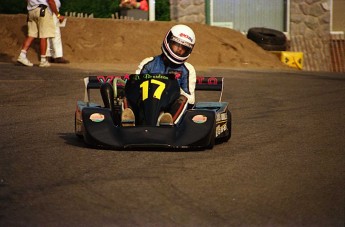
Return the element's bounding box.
[27,0,61,13]
[27,0,48,11]
[54,0,61,10]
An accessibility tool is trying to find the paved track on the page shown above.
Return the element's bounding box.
[0,63,344,226]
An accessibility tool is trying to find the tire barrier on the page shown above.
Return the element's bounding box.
[247,27,287,51]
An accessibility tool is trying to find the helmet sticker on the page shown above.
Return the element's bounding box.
[179,33,194,43]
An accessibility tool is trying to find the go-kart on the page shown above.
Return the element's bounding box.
[75,73,231,150]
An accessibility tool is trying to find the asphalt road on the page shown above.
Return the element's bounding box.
[0,62,344,226]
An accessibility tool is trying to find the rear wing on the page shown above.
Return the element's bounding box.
[83,75,127,102]
[195,76,224,102]
[83,75,224,102]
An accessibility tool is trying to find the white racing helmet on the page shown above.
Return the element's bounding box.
[161,24,196,64]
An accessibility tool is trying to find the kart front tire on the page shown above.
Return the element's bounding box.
[207,136,215,149]
[224,109,232,141]
[75,112,83,139]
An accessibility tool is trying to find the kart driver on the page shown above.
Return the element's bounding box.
[122,24,197,126]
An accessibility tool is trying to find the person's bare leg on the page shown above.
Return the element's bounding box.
[39,38,50,67]
[21,36,35,51]
[40,38,47,56]
[17,36,35,67]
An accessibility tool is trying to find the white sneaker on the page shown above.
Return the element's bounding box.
[121,108,135,126]
[158,112,173,126]
[17,56,33,67]
[39,61,50,67]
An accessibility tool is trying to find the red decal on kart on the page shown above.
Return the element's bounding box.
[123,74,130,80]
[97,75,125,83]
[97,76,114,83]
[196,76,204,84]
[208,77,218,85]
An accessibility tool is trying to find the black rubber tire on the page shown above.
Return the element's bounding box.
[75,112,83,139]
[225,109,232,141]
[206,122,216,149]
[247,27,287,46]
[256,42,287,51]
[220,109,232,142]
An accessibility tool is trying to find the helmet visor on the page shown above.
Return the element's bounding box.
[169,36,193,57]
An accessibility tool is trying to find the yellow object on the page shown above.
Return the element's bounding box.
[271,51,303,70]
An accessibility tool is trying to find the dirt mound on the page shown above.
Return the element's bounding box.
[0,14,290,71]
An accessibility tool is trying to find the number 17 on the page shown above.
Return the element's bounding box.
[140,79,166,101]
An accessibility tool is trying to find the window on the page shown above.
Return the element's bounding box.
[208,0,288,33]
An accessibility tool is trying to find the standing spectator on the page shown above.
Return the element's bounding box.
[17,0,64,67]
[46,0,69,64]
[120,0,148,11]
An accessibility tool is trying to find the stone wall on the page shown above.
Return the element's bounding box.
[169,0,205,23]
[290,0,332,71]
[170,0,333,71]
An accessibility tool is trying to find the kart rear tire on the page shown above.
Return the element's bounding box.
[207,130,215,149]
[224,109,232,141]
[75,112,83,139]
[206,118,217,149]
